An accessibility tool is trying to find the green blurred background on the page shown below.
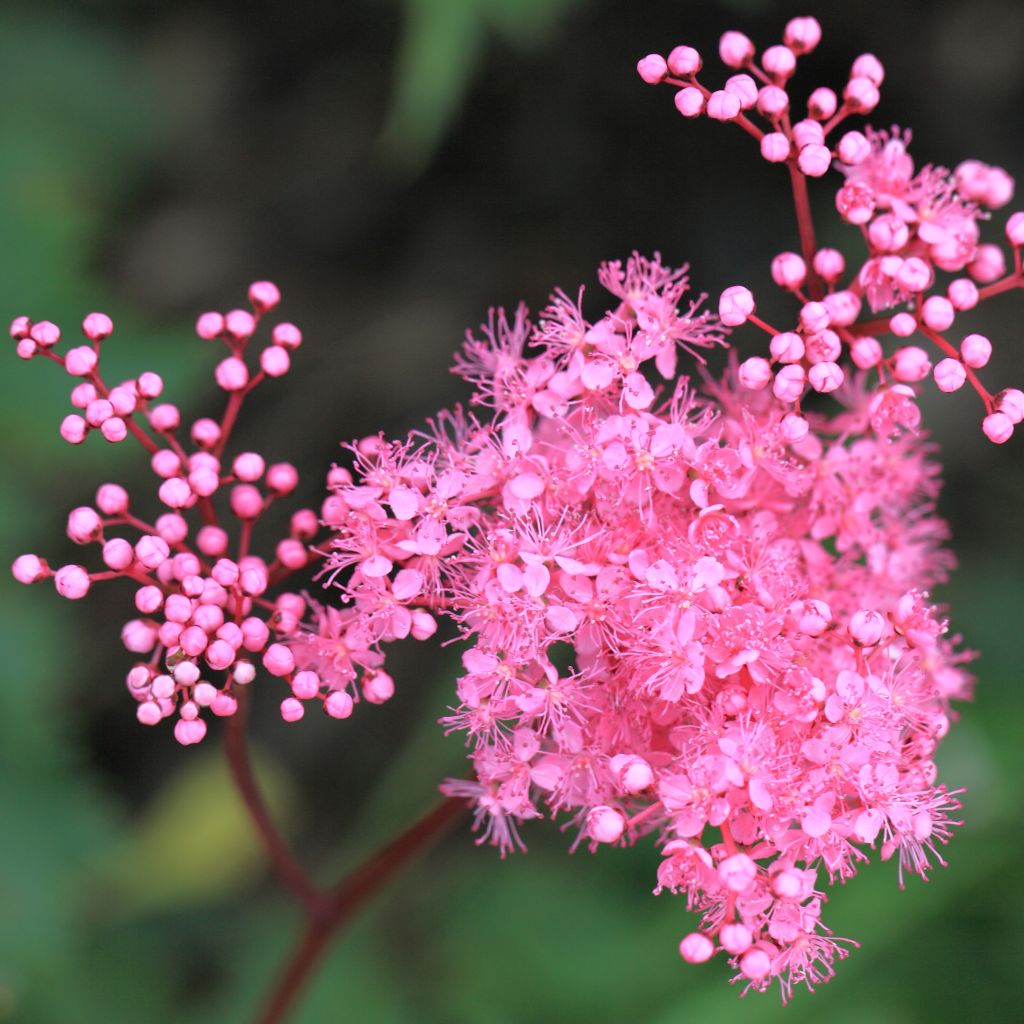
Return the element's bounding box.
[1,0,1023,1021]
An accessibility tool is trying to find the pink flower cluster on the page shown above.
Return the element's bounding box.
[639,16,1024,444]
[10,283,364,742]
[324,250,972,996]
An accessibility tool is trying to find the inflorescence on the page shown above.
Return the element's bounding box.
[10,12,1021,1003]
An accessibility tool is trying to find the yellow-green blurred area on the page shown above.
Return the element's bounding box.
[1,0,1023,1021]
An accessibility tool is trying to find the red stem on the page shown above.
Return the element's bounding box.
[786,159,823,299]
[254,796,466,1024]
[224,687,321,908]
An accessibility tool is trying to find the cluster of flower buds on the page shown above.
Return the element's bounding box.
[9,283,376,742]
[638,16,1023,443]
[326,251,971,998]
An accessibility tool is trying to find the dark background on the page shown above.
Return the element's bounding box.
[1,0,1023,1021]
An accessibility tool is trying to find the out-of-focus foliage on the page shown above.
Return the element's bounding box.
[1,0,1022,1021]
[380,0,581,173]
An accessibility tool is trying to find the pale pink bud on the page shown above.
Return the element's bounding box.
[70,383,97,408]
[224,309,256,340]
[149,403,180,432]
[292,671,321,700]
[163,593,192,623]
[267,462,299,494]
[667,45,701,75]
[278,697,303,723]
[799,301,830,334]
[724,73,757,108]
[54,564,90,599]
[960,333,992,368]
[850,609,886,646]
[737,949,772,984]
[263,643,295,677]
[837,129,871,165]
[261,345,290,377]
[211,693,237,717]
[760,132,790,162]
[933,358,967,393]
[137,702,163,726]
[673,87,704,118]
[772,868,805,899]
[82,312,113,341]
[137,371,163,398]
[889,312,917,338]
[134,534,170,569]
[9,315,31,340]
[65,346,97,377]
[156,513,188,546]
[410,609,437,641]
[197,525,229,557]
[1005,212,1024,247]
[718,30,754,68]
[290,509,319,540]
[718,285,755,326]
[174,660,202,688]
[947,278,979,311]
[610,754,654,794]
[761,45,795,80]
[770,252,806,289]
[807,86,837,120]
[738,356,772,390]
[193,682,219,706]
[706,90,741,121]
[233,659,257,685]
[196,312,224,339]
[191,417,222,448]
[896,257,933,293]
[921,296,955,331]
[59,411,87,444]
[230,484,264,519]
[325,690,354,719]
[796,598,832,636]
[158,477,192,509]
[969,244,1006,283]
[868,213,909,252]
[720,923,753,955]
[211,558,240,587]
[12,554,48,584]
[892,346,931,383]
[29,320,61,347]
[836,182,875,223]
[769,332,804,363]
[174,718,207,745]
[248,280,281,313]
[67,506,102,544]
[205,639,236,671]
[784,16,821,54]
[983,411,1014,444]
[272,322,302,349]
[812,248,844,282]
[852,52,885,85]
[851,335,884,368]
[636,54,667,84]
[179,625,208,657]
[84,398,113,427]
[780,412,809,443]
[798,143,831,177]
[996,388,1024,424]
[241,617,270,652]
[239,566,268,596]
[135,585,163,614]
[678,932,715,964]
[151,450,181,478]
[719,852,757,893]
[844,75,880,113]
[215,356,249,391]
[363,670,395,704]
[773,364,805,402]
[108,386,136,416]
[823,289,861,327]
[587,805,626,844]
[16,338,38,359]
[791,119,824,148]
[276,538,308,570]
[756,86,789,117]
[101,412,127,443]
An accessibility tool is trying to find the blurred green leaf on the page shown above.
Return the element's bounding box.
[380,0,581,174]
[101,745,300,916]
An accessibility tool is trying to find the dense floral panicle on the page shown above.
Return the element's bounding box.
[9,283,362,742]
[639,15,1022,444]
[327,235,972,996]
